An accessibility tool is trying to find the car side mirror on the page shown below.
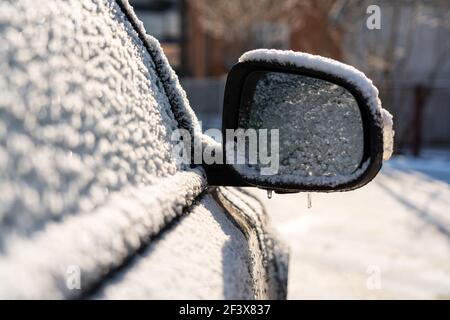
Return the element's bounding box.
[204,49,393,192]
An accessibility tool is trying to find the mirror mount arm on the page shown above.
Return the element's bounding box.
[203,163,251,187]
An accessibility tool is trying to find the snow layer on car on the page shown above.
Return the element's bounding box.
[0,0,206,244]
[94,190,288,299]
[239,49,394,161]
[117,0,204,141]
[92,193,256,299]
[213,187,288,299]
[381,109,394,160]
[0,0,207,298]
[0,170,205,299]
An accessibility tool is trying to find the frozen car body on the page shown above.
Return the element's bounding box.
[0,0,287,299]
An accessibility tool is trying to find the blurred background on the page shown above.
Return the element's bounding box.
[130,0,450,299]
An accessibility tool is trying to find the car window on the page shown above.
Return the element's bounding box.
[0,0,189,246]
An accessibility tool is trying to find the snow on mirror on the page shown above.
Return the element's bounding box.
[238,71,364,182]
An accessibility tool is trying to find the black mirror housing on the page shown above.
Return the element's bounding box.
[206,50,392,193]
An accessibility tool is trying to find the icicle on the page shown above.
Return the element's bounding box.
[307,193,312,209]
[267,190,273,199]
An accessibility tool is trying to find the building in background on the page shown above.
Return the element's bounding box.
[131,0,342,77]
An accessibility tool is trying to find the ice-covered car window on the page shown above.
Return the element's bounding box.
[0,0,187,245]
[239,72,364,177]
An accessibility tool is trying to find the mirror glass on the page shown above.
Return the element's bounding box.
[237,71,364,180]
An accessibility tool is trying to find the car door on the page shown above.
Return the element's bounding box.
[0,0,287,299]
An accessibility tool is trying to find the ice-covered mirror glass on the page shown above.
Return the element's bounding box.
[238,71,364,179]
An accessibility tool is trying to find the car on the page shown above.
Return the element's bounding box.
[0,0,392,299]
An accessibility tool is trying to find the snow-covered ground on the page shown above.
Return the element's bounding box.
[249,150,450,299]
